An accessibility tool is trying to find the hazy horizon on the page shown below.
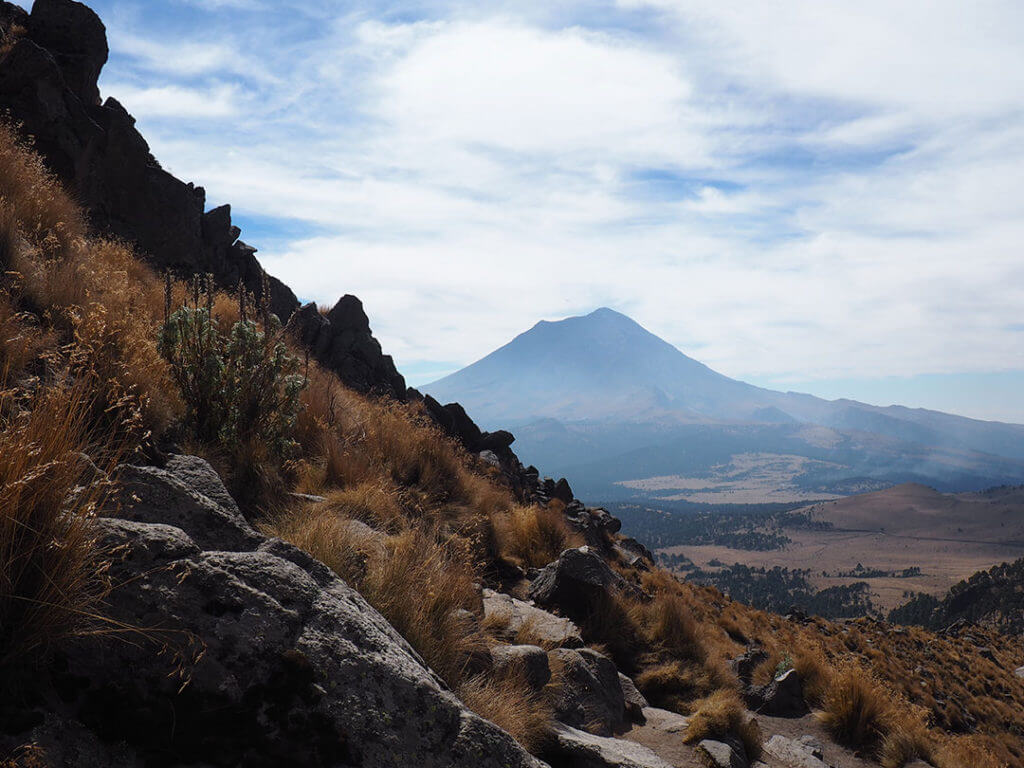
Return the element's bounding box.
[412,306,1024,425]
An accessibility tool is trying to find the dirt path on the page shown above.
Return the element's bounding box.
[620,708,875,768]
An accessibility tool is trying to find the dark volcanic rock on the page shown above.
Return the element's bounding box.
[9,455,545,768]
[0,5,299,322]
[28,0,107,105]
[529,546,640,623]
[550,648,627,736]
[746,668,807,717]
[291,296,406,399]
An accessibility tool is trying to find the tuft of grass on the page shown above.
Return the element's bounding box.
[457,665,555,754]
[642,593,706,663]
[931,736,1002,768]
[0,384,112,670]
[494,504,579,569]
[879,717,934,768]
[684,689,762,762]
[816,666,893,750]
[792,646,832,707]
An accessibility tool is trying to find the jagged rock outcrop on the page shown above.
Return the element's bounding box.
[291,297,406,399]
[0,0,417,401]
[2,455,545,767]
[0,0,299,322]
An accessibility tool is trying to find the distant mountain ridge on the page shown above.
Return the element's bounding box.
[427,308,1024,499]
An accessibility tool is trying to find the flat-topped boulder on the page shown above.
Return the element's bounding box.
[550,723,673,768]
[483,588,583,648]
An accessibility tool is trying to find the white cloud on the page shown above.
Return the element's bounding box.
[97,1,1024,409]
[104,82,244,118]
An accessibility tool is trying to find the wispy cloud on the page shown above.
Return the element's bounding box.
[81,0,1024,414]
[104,82,245,118]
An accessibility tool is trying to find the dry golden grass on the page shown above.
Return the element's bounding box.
[635,660,713,712]
[295,365,512,519]
[493,504,580,569]
[0,125,85,260]
[0,123,179,445]
[0,291,51,379]
[684,689,762,761]
[878,716,933,768]
[816,666,893,752]
[792,646,832,707]
[0,383,111,669]
[457,665,554,754]
[931,736,1002,768]
[641,592,706,663]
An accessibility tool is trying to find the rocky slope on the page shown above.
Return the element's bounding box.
[0,456,542,767]
[1,4,1020,768]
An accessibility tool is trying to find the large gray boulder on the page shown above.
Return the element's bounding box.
[483,588,583,648]
[550,648,627,736]
[492,644,551,690]
[696,736,748,768]
[550,724,673,768]
[763,735,828,768]
[12,456,546,768]
[529,546,638,618]
[105,460,261,551]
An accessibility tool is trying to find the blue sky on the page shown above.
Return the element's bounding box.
[22,0,1024,422]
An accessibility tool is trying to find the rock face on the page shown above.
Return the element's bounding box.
[529,547,639,621]
[0,0,417,400]
[550,648,627,736]
[0,0,298,321]
[6,455,545,768]
[618,673,649,723]
[746,669,807,718]
[290,297,406,399]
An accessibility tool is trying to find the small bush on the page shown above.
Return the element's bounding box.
[160,289,304,457]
